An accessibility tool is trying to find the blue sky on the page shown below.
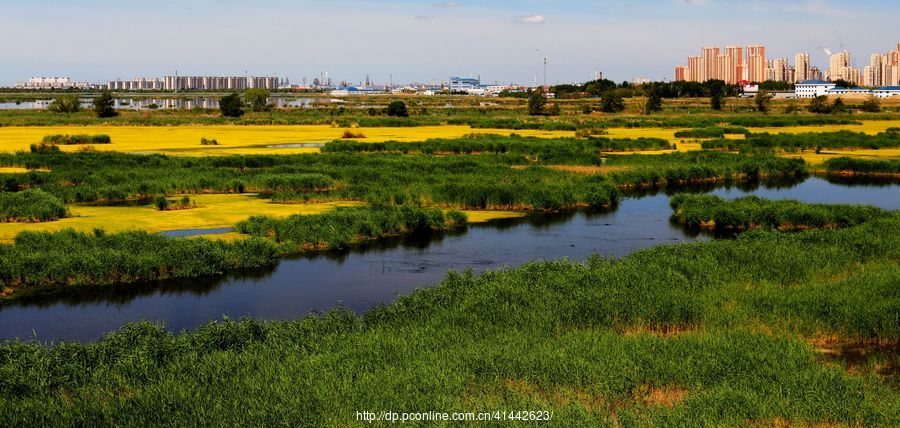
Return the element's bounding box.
[1,0,898,85]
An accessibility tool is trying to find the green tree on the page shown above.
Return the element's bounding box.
[243,88,271,112]
[47,94,81,113]
[386,101,409,117]
[92,91,117,118]
[861,96,881,113]
[754,90,772,114]
[807,95,832,114]
[644,87,663,115]
[831,97,847,113]
[219,93,245,117]
[710,92,724,111]
[527,88,547,116]
[600,91,625,113]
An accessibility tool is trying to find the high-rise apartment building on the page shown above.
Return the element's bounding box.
[162,75,278,91]
[674,66,686,82]
[794,53,811,82]
[828,51,850,80]
[864,54,883,87]
[746,45,766,83]
[701,47,720,81]
[765,58,790,82]
[687,56,702,82]
[716,46,743,84]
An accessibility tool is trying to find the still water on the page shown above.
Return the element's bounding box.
[0,177,897,342]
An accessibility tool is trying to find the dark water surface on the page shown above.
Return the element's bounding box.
[1,177,897,342]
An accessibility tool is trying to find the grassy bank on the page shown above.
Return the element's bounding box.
[1,214,897,426]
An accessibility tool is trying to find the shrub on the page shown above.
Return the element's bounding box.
[386,101,409,117]
[341,130,366,139]
[47,94,81,113]
[861,96,882,113]
[200,138,219,146]
[154,195,170,211]
[42,134,111,145]
[29,143,61,153]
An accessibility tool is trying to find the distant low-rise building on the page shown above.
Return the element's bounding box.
[869,86,900,98]
[449,77,480,92]
[14,77,93,90]
[794,80,835,98]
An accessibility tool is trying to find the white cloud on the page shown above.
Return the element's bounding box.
[414,15,436,20]
[515,15,546,24]
[432,1,461,7]
[678,0,710,5]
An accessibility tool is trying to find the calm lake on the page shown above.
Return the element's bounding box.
[1,177,897,342]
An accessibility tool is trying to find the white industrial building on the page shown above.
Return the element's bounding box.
[794,80,836,98]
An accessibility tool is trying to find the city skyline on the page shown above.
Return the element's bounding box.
[2,0,899,86]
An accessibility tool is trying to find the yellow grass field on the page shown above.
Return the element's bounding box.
[0,125,574,156]
[0,193,524,242]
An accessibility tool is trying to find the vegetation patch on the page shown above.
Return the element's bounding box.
[0,189,67,223]
[823,157,900,176]
[605,151,807,187]
[669,194,889,231]
[674,126,750,139]
[236,204,467,250]
[42,134,111,145]
[323,134,672,163]
[340,129,366,139]
[0,229,279,289]
[154,195,201,211]
[702,130,900,152]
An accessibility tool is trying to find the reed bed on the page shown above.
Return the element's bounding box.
[702,130,900,151]
[0,189,67,223]
[669,194,889,231]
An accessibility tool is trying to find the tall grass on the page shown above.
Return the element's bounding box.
[0,149,808,209]
[0,216,897,425]
[673,126,750,138]
[323,134,672,163]
[236,205,467,250]
[0,229,279,288]
[669,194,889,231]
[702,130,900,151]
[605,151,808,187]
[823,157,900,175]
[0,189,67,222]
